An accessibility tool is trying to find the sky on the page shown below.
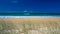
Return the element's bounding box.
[0,0,60,13]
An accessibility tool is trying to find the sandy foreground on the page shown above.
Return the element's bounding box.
[0,17,60,34]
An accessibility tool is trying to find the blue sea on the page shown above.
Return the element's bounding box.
[0,13,60,18]
[0,13,60,16]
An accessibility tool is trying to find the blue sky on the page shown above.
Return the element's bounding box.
[0,0,60,13]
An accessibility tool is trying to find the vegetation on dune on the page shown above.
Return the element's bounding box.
[0,19,60,34]
[0,19,16,34]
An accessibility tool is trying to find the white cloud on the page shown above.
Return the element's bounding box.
[24,10,27,12]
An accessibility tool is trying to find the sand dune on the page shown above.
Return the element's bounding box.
[0,18,60,34]
[1,18,60,23]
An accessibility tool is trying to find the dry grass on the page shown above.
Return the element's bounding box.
[0,18,60,34]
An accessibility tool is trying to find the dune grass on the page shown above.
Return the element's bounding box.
[0,18,60,34]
